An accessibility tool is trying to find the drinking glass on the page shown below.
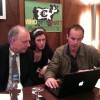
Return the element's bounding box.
[32,87,45,100]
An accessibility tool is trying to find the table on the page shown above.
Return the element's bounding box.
[23,84,100,100]
[0,84,100,100]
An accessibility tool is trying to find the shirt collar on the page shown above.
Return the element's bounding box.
[9,48,19,57]
[66,43,84,56]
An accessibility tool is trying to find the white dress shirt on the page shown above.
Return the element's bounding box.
[6,49,20,91]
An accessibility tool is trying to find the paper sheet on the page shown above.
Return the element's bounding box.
[95,79,100,88]
[0,94,10,100]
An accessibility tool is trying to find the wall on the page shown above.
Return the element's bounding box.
[0,0,100,51]
[0,0,19,45]
[19,0,62,51]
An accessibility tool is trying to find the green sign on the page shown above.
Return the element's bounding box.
[25,1,62,32]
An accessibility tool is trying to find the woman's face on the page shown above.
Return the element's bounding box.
[35,34,46,50]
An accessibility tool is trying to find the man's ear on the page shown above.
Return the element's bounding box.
[11,37,16,43]
[83,35,84,39]
[66,34,69,40]
[82,35,84,40]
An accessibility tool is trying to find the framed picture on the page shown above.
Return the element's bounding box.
[0,0,6,19]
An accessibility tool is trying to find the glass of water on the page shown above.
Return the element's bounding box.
[32,87,45,100]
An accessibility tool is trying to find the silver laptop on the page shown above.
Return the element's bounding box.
[46,69,100,98]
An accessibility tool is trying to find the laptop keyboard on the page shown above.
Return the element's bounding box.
[52,87,60,94]
[47,84,61,96]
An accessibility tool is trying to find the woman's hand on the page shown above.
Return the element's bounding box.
[38,65,48,78]
[77,69,94,72]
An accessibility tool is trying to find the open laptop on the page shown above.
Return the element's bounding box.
[46,69,100,98]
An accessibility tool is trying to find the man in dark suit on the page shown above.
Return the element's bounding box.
[0,25,37,91]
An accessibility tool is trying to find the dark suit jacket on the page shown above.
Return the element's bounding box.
[0,43,37,91]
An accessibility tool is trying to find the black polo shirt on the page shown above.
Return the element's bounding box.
[66,45,79,73]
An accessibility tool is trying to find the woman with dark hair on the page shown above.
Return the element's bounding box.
[30,27,53,84]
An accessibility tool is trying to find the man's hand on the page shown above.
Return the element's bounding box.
[45,78,61,89]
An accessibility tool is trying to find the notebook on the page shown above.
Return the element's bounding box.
[46,69,100,98]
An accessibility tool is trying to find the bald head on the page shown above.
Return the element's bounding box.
[8,25,29,43]
[9,25,31,53]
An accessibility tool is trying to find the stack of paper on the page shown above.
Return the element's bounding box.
[0,94,10,100]
[95,79,100,88]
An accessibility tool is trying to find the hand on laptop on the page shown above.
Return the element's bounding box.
[45,78,61,89]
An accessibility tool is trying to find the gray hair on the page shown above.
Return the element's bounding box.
[8,25,26,43]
